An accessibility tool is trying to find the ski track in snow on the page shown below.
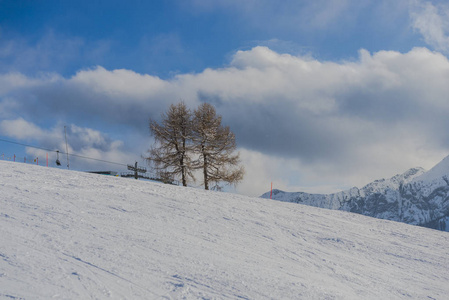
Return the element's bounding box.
[0,160,448,299]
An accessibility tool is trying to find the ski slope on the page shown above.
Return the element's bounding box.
[1,161,448,299]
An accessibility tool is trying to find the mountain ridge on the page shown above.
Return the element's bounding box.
[262,157,449,232]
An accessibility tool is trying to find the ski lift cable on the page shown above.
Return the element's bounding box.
[0,137,128,167]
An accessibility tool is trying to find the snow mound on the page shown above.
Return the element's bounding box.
[1,161,449,299]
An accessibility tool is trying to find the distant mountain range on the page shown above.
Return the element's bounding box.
[261,156,449,232]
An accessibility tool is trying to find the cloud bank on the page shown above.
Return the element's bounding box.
[2,45,449,195]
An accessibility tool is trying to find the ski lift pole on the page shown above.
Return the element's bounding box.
[64,126,70,169]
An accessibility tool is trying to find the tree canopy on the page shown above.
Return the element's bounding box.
[146,102,244,190]
[192,103,244,190]
[146,102,193,186]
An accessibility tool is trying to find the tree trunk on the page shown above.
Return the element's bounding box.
[203,151,209,190]
[180,156,187,186]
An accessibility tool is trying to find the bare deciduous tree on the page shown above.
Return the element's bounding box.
[192,103,244,190]
[146,102,194,186]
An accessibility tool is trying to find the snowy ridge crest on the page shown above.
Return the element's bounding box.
[262,157,449,232]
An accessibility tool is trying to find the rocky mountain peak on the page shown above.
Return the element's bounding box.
[262,157,449,232]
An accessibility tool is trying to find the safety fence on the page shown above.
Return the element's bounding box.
[1,152,53,167]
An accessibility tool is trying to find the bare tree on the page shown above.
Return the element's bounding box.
[192,103,244,190]
[146,102,194,186]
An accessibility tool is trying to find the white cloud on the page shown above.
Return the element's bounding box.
[2,46,449,195]
[0,118,47,140]
[0,72,59,94]
[410,0,449,52]
[71,67,168,100]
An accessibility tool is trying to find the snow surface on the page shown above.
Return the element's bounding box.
[1,161,449,299]
[407,155,449,199]
[412,155,449,184]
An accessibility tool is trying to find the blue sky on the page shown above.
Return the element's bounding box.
[2,0,449,196]
[0,0,426,77]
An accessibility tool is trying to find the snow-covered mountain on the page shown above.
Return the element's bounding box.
[262,156,449,232]
[1,160,449,299]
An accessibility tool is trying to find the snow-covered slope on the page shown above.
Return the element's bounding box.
[262,156,449,232]
[1,161,449,299]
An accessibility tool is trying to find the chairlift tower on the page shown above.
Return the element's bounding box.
[127,161,147,179]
